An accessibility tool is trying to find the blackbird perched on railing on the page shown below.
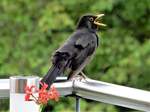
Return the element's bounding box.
[41,14,106,89]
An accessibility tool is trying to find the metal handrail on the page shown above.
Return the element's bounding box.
[0,77,150,111]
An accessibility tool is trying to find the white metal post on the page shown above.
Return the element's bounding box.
[10,76,40,112]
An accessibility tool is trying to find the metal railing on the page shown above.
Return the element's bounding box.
[0,76,150,111]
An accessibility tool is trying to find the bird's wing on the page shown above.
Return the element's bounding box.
[74,33,97,54]
[75,36,91,48]
[70,33,97,71]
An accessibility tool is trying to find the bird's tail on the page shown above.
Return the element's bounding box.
[40,64,64,89]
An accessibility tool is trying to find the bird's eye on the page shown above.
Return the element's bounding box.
[89,17,94,21]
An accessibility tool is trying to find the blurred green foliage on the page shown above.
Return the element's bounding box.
[0,0,150,111]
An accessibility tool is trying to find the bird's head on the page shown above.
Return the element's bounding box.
[77,14,106,31]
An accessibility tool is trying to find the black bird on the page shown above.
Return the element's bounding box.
[41,14,106,89]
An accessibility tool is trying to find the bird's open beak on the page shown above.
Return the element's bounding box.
[94,14,106,27]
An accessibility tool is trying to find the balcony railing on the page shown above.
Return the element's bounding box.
[0,76,150,112]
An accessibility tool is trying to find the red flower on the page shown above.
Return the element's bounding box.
[24,85,36,101]
[24,82,60,105]
[25,94,30,101]
[38,82,49,104]
[49,85,60,101]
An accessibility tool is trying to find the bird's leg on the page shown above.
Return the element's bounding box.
[78,71,87,79]
[77,71,87,82]
[69,71,87,82]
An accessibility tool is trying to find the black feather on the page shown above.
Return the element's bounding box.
[41,65,63,89]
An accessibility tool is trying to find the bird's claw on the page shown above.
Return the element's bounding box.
[70,72,87,82]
